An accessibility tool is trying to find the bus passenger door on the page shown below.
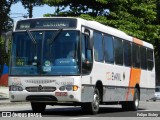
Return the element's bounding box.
[81,27,93,76]
[81,27,94,102]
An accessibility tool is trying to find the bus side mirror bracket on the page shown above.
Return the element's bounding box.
[5,31,12,54]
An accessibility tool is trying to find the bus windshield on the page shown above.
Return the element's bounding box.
[10,30,80,76]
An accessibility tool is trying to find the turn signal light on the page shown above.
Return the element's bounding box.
[73,86,78,91]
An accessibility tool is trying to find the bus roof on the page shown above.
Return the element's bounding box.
[14,17,154,49]
[76,18,153,49]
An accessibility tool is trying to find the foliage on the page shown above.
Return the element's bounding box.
[17,0,43,18]
[43,0,108,16]
[0,0,15,35]
[0,37,10,65]
[0,0,17,65]
[43,0,159,43]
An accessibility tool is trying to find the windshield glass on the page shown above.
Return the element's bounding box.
[10,30,80,76]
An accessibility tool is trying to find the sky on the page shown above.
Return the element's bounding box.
[11,2,55,22]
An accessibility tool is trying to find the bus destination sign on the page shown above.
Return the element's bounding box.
[16,18,77,30]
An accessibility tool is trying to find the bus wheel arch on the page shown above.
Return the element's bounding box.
[81,87,100,114]
[122,85,140,111]
[95,80,103,103]
[135,84,140,100]
[81,80,103,114]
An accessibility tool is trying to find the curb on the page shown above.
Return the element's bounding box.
[0,101,30,107]
[0,87,9,99]
[0,94,9,99]
[0,100,30,106]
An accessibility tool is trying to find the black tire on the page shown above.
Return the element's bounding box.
[121,102,129,111]
[81,88,100,114]
[130,89,140,111]
[122,89,139,111]
[31,102,46,113]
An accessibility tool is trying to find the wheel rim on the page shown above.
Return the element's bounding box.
[93,90,100,111]
[135,98,139,107]
[135,92,139,108]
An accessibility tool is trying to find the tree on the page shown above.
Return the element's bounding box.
[154,0,160,84]
[43,0,159,42]
[0,0,18,65]
[20,0,43,18]
[0,0,15,35]
[43,0,108,16]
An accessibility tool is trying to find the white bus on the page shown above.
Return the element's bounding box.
[8,17,155,114]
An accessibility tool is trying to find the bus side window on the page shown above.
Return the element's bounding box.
[140,47,147,70]
[82,34,92,74]
[93,31,103,62]
[104,35,114,64]
[132,44,140,68]
[114,38,123,65]
[147,49,154,71]
[123,41,131,67]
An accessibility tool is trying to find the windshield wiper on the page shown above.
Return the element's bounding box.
[26,29,36,44]
[26,29,38,66]
[49,28,63,44]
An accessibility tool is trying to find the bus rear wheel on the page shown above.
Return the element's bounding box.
[122,89,139,111]
[31,102,46,113]
[81,88,100,114]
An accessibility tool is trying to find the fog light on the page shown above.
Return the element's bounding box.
[59,86,65,91]
[73,86,78,91]
[69,95,74,99]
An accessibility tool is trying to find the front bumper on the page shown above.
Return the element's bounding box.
[9,76,82,102]
[9,90,81,102]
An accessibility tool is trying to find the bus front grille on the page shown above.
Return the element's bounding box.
[26,95,58,101]
[26,86,56,92]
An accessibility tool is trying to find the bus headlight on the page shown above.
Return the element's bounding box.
[59,85,79,91]
[59,86,65,91]
[66,85,73,91]
[9,85,23,91]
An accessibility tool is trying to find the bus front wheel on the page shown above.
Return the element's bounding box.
[81,88,100,114]
[31,102,46,113]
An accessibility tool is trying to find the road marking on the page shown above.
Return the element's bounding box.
[138,110,151,111]
[71,117,90,120]
[138,110,160,111]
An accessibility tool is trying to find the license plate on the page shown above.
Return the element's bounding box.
[55,92,67,96]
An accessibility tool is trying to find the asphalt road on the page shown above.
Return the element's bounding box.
[0,101,160,119]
